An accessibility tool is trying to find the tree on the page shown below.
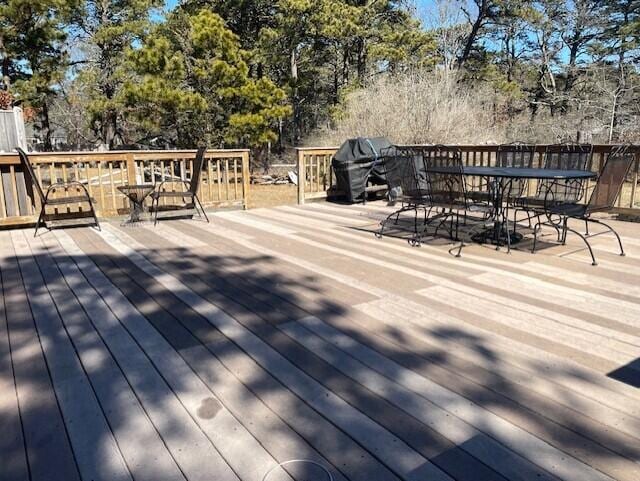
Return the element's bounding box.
[123,9,291,153]
[560,0,605,93]
[523,1,565,115]
[593,0,640,137]
[458,0,500,66]
[72,0,162,148]
[422,0,470,72]
[0,0,78,149]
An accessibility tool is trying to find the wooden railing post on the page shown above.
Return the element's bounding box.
[125,153,137,185]
[297,149,305,205]
[241,150,250,210]
[630,153,639,209]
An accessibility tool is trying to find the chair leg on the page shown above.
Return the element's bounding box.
[455,211,460,240]
[377,206,409,238]
[409,207,424,247]
[34,206,45,237]
[153,197,160,226]
[92,207,101,231]
[88,199,100,231]
[564,225,598,266]
[195,195,209,223]
[589,218,625,257]
[531,222,542,254]
[503,209,511,254]
[454,214,465,257]
[561,217,568,245]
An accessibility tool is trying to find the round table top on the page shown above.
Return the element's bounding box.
[426,166,597,180]
[117,184,155,199]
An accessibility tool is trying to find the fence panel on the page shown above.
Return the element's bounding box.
[296,145,640,212]
[0,149,250,227]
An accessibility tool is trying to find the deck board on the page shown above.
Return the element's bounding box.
[163,218,640,433]
[38,232,241,481]
[11,230,136,481]
[0,234,30,481]
[1,200,640,481]
[99,223,428,481]
[127,220,638,479]
[66,227,351,481]
[0,232,82,481]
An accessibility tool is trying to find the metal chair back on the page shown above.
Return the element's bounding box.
[586,145,634,214]
[497,142,536,168]
[422,147,466,206]
[381,149,430,200]
[188,147,207,195]
[422,145,463,168]
[543,142,593,170]
[539,142,593,203]
[16,147,46,205]
[497,142,536,198]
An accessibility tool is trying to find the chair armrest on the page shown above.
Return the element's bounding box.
[152,179,191,196]
[45,181,92,201]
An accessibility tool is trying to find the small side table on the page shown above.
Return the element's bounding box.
[118,184,155,225]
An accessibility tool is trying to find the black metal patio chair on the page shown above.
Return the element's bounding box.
[513,142,593,232]
[417,145,488,205]
[150,147,210,226]
[16,147,100,237]
[418,155,495,256]
[376,147,432,243]
[495,142,537,234]
[497,142,537,200]
[421,157,469,248]
[532,145,633,266]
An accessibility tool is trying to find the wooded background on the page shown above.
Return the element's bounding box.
[1,0,638,164]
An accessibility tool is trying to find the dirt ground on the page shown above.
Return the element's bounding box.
[247,183,298,209]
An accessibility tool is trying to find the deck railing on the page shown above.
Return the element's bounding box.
[0,149,250,227]
[296,144,640,213]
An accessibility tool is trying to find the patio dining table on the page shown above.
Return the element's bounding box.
[425,165,597,250]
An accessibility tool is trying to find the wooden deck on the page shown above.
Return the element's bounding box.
[1,200,640,481]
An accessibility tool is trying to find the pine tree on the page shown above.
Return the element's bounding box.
[0,0,78,149]
[73,0,162,148]
[124,9,291,152]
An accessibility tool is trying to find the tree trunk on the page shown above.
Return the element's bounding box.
[290,48,300,145]
[0,34,10,89]
[356,38,367,82]
[609,93,618,143]
[40,101,53,151]
[104,109,118,150]
[458,0,487,67]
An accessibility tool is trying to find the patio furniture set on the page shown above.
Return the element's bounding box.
[16,146,210,236]
[376,143,635,265]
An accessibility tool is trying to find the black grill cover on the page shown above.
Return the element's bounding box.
[331,137,393,203]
